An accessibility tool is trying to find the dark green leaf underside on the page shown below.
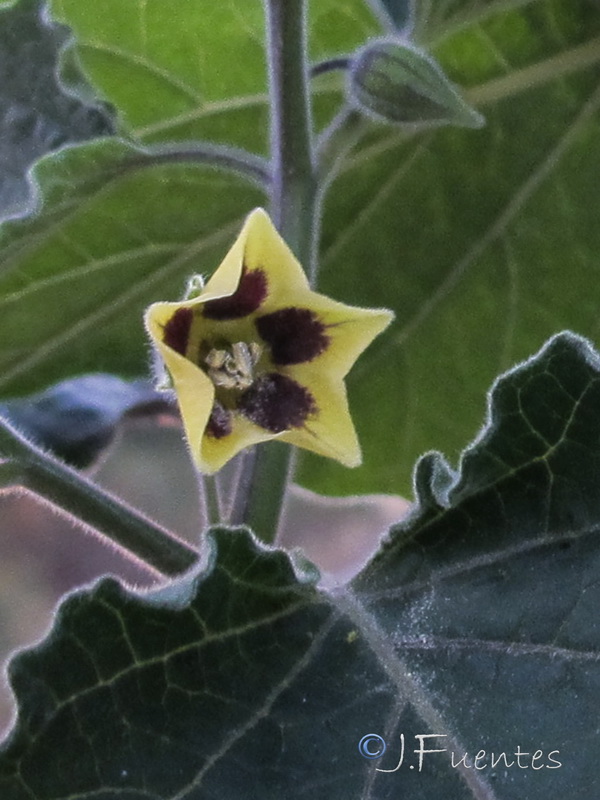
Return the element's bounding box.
[1,332,599,798]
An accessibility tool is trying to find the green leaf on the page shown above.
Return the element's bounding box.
[300,0,600,496]
[0,0,376,397]
[348,38,484,127]
[1,0,600,504]
[48,0,380,146]
[0,137,264,395]
[0,373,173,468]
[2,331,600,797]
[0,0,112,216]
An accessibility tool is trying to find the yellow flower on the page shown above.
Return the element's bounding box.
[145,208,393,474]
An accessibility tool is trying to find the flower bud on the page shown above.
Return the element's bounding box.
[348,38,484,129]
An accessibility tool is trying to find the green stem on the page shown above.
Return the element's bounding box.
[0,459,23,485]
[241,0,317,544]
[242,441,296,542]
[202,474,222,526]
[124,141,271,189]
[266,0,317,273]
[310,56,351,78]
[317,108,369,191]
[0,417,197,577]
[228,448,257,526]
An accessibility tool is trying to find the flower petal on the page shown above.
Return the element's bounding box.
[238,372,316,432]
[202,268,268,319]
[189,208,309,319]
[199,413,280,473]
[162,307,194,355]
[305,297,393,378]
[237,209,311,312]
[205,402,233,439]
[255,307,329,365]
[144,301,215,458]
[279,371,362,467]
[145,208,394,473]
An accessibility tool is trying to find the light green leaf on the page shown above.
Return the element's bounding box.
[2,331,600,798]
[48,0,381,145]
[0,138,263,395]
[300,0,600,496]
[1,0,599,503]
[0,0,378,395]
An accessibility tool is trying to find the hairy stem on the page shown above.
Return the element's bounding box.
[0,417,197,577]
[124,141,272,188]
[202,474,223,526]
[267,0,318,273]
[310,56,351,78]
[240,0,317,544]
[317,108,369,191]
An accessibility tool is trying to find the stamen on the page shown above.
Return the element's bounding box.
[204,341,262,391]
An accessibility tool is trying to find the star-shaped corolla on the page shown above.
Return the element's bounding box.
[145,208,393,474]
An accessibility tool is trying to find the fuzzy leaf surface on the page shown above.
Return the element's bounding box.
[1,332,599,798]
[48,0,379,146]
[0,0,111,216]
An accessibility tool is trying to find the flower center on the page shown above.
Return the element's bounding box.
[204,341,262,391]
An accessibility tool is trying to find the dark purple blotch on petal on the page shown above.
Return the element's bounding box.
[205,402,232,439]
[256,307,329,365]
[163,308,193,355]
[203,268,268,320]
[239,373,316,433]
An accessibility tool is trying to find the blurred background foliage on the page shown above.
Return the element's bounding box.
[0,0,599,728]
[0,0,112,216]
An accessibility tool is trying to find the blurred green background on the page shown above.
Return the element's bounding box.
[1,0,600,735]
